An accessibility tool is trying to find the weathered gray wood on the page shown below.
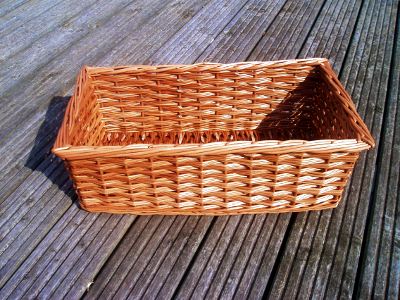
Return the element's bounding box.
[325,0,398,298]
[197,0,287,63]
[43,215,134,299]
[0,201,81,298]
[22,212,108,299]
[0,0,137,92]
[358,4,400,299]
[100,216,179,299]
[0,174,70,265]
[143,217,213,299]
[127,217,203,299]
[3,212,98,299]
[375,22,399,299]
[83,216,162,299]
[147,0,251,65]
[193,216,254,299]
[266,213,311,299]
[300,0,381,295]
[0,0,103,59]
[0,0,171,152]
[0,1,214,216]
[221,214,279,299]
[298,0,347,60]
[0,1,170,186]
[175,216,241,299]
[118,0,250,66]
[204,215,262,299]
[0,0,30,17]
[249,0,325,61]
[0,0,211,218]
[0,0,61,32]
[0,100,67,200]
[268,0,396,298]
[0,163,65,235]
[244,215,291,299]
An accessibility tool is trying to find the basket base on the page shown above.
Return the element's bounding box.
[79,201,340,215]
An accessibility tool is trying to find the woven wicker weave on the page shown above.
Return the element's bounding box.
[52,58,374,215]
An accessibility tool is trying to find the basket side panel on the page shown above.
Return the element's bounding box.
[88,63,320,144]
[66,150,360,215]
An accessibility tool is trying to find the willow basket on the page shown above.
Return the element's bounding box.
[52,58,374,215]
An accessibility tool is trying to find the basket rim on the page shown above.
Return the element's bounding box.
[85,58,329,74]
[52,58,376,160]
[53,139,371,160]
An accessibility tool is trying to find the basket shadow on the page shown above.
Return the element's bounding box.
[255,74,318,141]
[25,96,79,207]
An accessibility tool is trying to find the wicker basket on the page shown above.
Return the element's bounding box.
[52,58,374,215]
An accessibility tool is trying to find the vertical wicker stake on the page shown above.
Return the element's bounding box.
[53,59,374,215]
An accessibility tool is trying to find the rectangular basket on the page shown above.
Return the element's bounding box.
[52,58,374,215]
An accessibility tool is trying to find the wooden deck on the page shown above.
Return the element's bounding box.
[0,0,399,298]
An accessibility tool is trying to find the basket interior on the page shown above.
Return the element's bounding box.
[73,62,361,146]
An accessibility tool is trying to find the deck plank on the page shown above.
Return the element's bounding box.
[139,217,213,299]
[0,0,62,33]
[0,0,102,58]
[101,216,180,299]
[0,0,30,17]
[0,0,141,93]
[42,215,133,299]
[0,0,208,145]
[0,0,186,157]
[324,0,398,298]
[82,216,164,299]
[358,7,400,298]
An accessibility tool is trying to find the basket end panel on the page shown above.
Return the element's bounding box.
[255,68,323,141]
[53,66,107,156]
[315,62,375,147]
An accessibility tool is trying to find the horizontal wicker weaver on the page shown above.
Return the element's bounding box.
[53,58,374,215]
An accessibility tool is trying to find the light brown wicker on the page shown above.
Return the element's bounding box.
[52,58,374,215]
